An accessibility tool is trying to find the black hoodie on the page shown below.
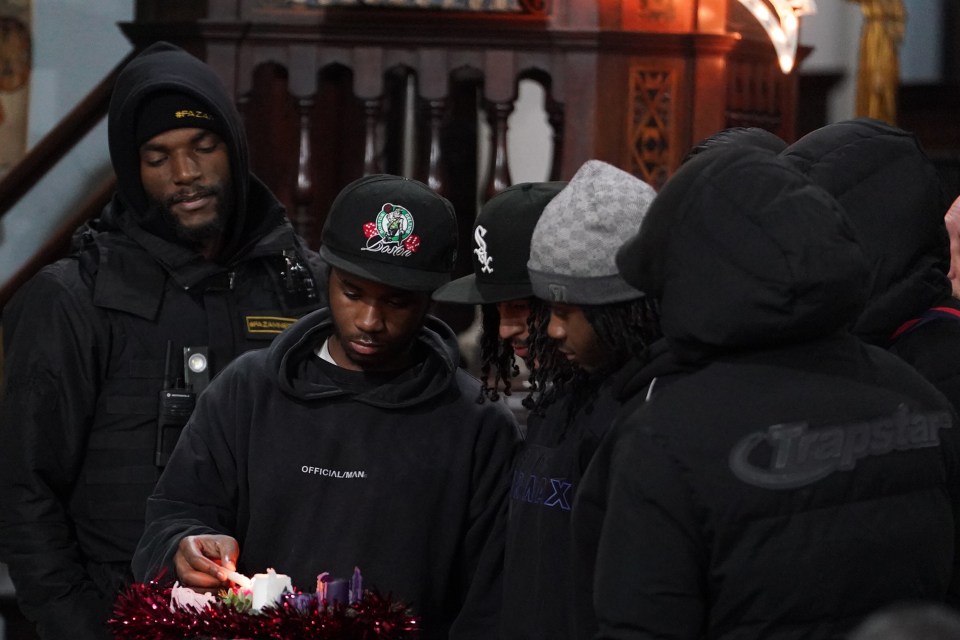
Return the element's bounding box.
[108,41,261,259]
[0,43,323,640]
[574,148,960,639]
[782,118,960,414]
[132,308,520,640]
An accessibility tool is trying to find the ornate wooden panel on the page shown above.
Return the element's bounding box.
[124,0,799,253]
[627,66,677,189]
[726,39,797,141]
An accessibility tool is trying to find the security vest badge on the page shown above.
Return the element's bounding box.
[361,203,421,257]
[244,315,297,339]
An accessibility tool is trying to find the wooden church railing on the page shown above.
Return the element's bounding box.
[0,177,115,310]
[0,52,135,309]
[1,2,806,320]
[114,3,801,335]
[0,52,132,215]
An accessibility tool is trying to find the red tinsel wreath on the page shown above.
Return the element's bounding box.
[109,579,420,640]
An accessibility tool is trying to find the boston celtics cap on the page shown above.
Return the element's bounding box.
[433,181,567,304]
[319,174,458,292]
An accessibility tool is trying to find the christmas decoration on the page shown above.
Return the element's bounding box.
[109,577,419,639]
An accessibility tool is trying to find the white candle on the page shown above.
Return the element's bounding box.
[224,569,252,589]
[250,568,292,612]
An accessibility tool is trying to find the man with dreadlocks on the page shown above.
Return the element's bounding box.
[433,181,567,417]
[479,160,659,640]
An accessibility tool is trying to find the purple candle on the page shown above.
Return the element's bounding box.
[349,566,363,605]
[325,578,349,605]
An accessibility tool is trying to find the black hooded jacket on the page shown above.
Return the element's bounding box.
[575,148,960,639]
[108,41,259,259]
[782,118,960,413]
[501,359,640,640]
[0,42,323,640]
[132,309,520,640]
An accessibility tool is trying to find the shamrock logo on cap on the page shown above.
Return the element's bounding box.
[377,203,414,242]
[360,203,421,257]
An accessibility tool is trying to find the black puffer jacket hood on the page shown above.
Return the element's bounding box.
[683,126,786,164]
[616,147,870,363]
[266,307,460,409]
[781,118,951,345]
[108,42,272,260]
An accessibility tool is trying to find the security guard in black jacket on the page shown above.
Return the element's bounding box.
[0,42,325,640]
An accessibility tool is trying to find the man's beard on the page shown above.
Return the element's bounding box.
[150,181,233,249]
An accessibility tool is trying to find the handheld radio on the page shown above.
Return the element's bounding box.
[155,341,197,468]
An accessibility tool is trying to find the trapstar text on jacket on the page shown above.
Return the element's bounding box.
[730,405,952,489]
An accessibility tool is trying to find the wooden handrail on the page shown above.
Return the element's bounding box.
[0,50,134,217]
[0,175,116,309]
[0,51,136,311]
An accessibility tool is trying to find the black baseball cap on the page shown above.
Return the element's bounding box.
[319,174,458,292]
[432,181,567,304]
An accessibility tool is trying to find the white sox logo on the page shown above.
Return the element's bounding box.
[474,225,493,274]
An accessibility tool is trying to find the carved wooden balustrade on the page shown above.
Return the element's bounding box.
[123,1,800,264]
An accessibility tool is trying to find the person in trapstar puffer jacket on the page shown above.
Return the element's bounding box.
[573,146,960,640]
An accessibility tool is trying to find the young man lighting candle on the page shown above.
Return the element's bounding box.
[132,175,520,640]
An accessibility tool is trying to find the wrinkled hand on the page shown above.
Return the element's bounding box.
[174,534,240,590]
